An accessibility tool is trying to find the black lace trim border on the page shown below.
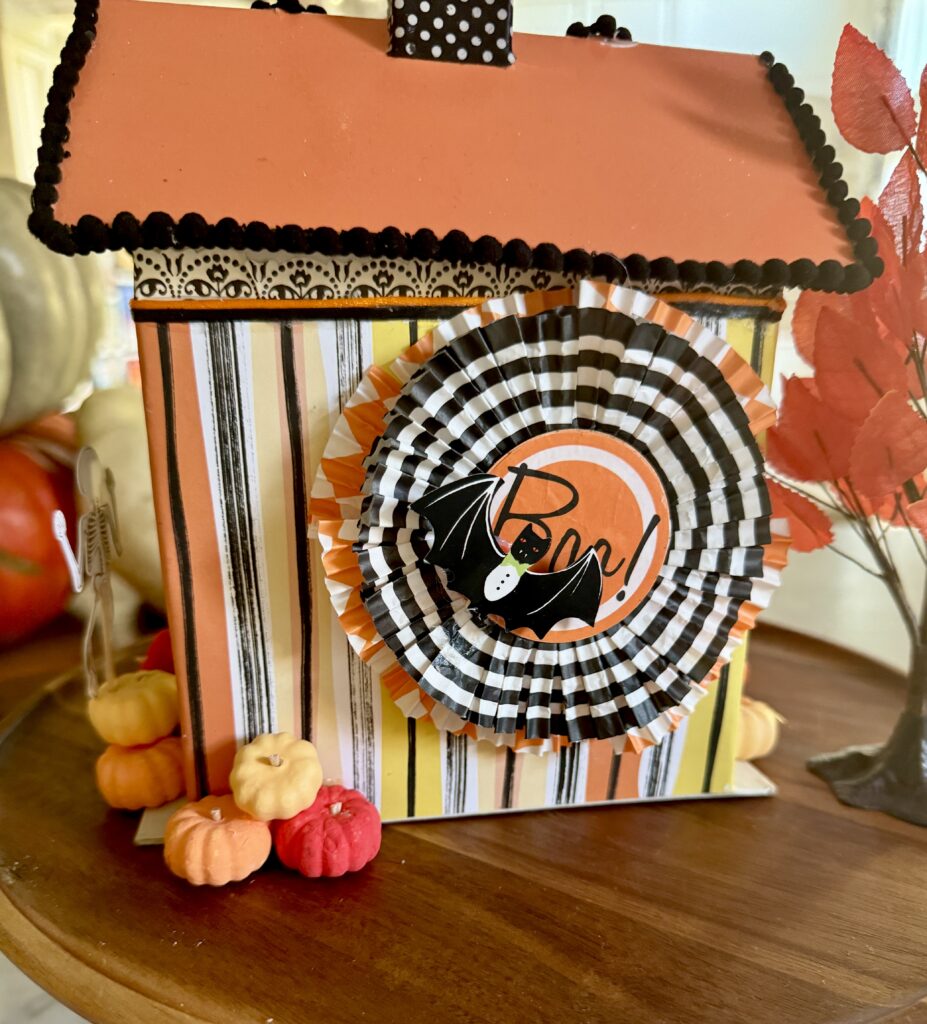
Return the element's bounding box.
[28,0,882,296]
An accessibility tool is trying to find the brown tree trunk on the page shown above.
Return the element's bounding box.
[808,573,927,826]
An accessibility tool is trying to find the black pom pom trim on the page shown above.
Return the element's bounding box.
[532,242,563,272]
[472,234,502,265]
[250,1,327,12]
[564,248,594,277]
[758,50,882,294]
[706,261,735,287]
[502,238,531,270]
[592,253,624,281]
[788,259,817,288]
[112,210,143,250]
[439,229,472,263]
[343,226,375,257]
[27,1,878,296]
[141,211,174,250]
[566,17,632,42]
[176,212,209,248]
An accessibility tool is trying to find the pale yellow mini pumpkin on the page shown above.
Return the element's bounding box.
[88,670,178,746]
[229,732,323,822]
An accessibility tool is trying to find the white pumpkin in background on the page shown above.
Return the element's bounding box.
[0,178,104,432]
[77,386,164,610]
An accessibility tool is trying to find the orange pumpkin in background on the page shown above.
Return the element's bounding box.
[0,439,74,646]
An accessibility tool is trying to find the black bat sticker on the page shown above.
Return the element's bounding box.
[411,475,603,640]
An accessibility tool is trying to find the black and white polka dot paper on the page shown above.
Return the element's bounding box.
[388,0,514,67]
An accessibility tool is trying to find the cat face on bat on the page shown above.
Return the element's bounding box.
[511,524,551,566]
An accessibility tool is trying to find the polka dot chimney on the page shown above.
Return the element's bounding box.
[388,0,514,67]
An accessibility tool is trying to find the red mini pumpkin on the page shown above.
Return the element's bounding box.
[273,784,381,878]
[141,628,174,673]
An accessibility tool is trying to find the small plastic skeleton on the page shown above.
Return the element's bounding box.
[52,447,122,697]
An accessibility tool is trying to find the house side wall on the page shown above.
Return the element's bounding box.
[133,256,781,819]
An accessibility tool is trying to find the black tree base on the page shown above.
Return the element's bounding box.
[808,710,927,827]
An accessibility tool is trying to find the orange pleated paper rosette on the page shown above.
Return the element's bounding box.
[310,280,789,755]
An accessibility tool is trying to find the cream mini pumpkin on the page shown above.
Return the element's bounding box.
[87,670,178,746]
[736,697,785,762]
[229,732,323,822]
[95,735,185,811]
[163,795,272,887]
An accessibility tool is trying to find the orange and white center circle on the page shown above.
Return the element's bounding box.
[488,428,671,643]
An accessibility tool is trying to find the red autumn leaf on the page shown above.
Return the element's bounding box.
[838,473,926,523]
[879,152,923,261]
[861,199,927,350]
[813,306,908,422]
[767,479,834,553]
[907,498,927,538]
[848,390,927,500]
[832,25,916,153]
[766,376,857,482]
[917,65,927,169]
[790,290,850,367]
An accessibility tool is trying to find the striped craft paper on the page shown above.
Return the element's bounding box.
[136,303,779,820]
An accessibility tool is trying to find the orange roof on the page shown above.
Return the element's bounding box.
[32,0,878,292]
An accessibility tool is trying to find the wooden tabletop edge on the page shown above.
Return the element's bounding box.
[0,889,204,1024]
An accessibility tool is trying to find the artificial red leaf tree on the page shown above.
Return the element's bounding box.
[769,25,927,825]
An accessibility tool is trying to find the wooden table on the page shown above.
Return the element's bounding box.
[1,626,925,1024]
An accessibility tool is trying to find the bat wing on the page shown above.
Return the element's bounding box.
[491,549,603,640]
[411,476,504,599]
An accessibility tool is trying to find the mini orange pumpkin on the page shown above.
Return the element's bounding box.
[95,735,185,811]
[88,670,179,746]
[163,795,272,887]
[229,732,323,821]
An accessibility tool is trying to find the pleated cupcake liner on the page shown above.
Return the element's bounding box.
[311,280,788,752]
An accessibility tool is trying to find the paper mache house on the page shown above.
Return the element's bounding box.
[30,0,879,822]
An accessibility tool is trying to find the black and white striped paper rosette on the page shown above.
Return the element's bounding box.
[347,282,781,750]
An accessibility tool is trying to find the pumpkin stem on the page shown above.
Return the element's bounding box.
[268,753,283,767]
[210,807,222,822]
[330,801,343,815]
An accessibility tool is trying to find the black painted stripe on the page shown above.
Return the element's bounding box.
[657,731,675,796]
[554,744,581,804]
[606,752,621,801]
[750,318,767,375]
[500,747,516,808]
[280,323,313,740]
[334,319,378,800]
[702,665,730,793]
[206,321,273,739]
[157,325,208,794]
[644,741,661,797]
[406,716,417,818]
